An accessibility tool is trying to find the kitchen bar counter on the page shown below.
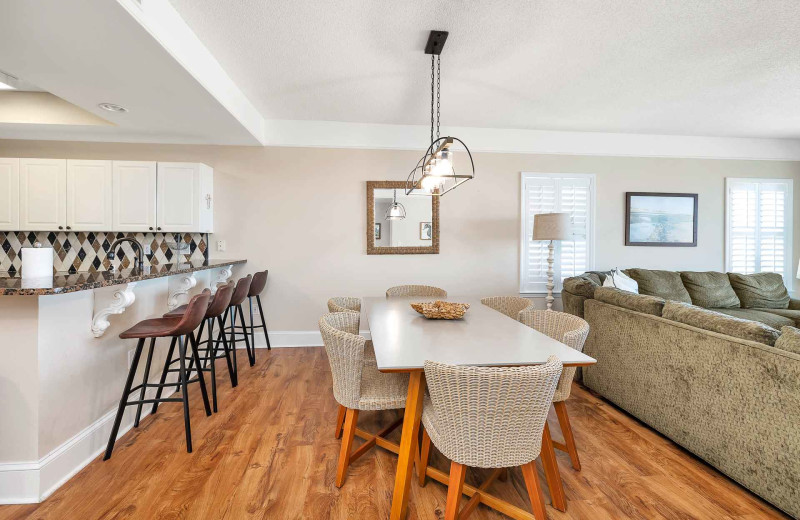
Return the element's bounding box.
[0,258,246,296]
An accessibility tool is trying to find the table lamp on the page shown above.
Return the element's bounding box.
[533,212,571,310]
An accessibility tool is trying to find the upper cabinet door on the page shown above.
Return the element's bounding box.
[112,161,157,232]
[20,158,67,231]
[0,158,20,231]
[157,162,200,233]
[67,160,112,231]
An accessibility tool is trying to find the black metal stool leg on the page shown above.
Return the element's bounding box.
[237,304,255,366]
[134,337,156,428]
[217,314,237,387]
[188,332,212,417]
[207,317,218,412]
[104,338,145,461]
[152,336,178,414]
[249,296,256,350]
[256,295,271,350]
[185,319,206,379]
[177,335,193,453]
[229,307,239,373]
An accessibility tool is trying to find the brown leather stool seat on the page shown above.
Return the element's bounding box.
[217,275,255,369]
[241,270,271,354]
[104,291,212,461]
[155,282,236,412]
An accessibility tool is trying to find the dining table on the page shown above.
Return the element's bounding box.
[362,296,597,520]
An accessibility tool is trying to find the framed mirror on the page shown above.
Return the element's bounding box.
[367,181,439,255]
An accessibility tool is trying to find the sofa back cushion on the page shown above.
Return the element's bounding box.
[728,272,790,309]
[623,268,692,303]
[562,273,602,298]
[595,287,665,316]
[662,301,780,346]
[775,326,800,355]
[680,271,740,308]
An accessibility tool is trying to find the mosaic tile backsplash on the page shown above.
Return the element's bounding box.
[0,231,209,274]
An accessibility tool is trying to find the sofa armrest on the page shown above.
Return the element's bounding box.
[789,298,800,310]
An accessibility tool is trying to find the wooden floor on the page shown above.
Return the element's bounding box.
[1,348,789,520]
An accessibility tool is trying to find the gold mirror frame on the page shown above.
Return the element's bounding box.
[367,181,440,255]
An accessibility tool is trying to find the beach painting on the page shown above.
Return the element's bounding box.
[625,193,698,246]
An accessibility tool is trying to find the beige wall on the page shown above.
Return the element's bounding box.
[1,139,799,332]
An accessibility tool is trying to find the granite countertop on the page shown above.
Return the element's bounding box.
[0,259,247,296]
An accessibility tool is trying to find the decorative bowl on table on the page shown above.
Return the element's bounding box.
[410,300,470,320]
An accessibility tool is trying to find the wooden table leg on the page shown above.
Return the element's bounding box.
[389,370,426,520]
[540,422,566,512]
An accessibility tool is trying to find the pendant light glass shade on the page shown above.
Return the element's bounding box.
[385,189,406,220]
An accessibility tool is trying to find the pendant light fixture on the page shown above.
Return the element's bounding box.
[385,189,407,220]
[406,30,475,197]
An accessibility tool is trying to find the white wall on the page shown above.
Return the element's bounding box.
[1,139,799,334]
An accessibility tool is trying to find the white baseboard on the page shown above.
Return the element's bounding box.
[0,386,176,505]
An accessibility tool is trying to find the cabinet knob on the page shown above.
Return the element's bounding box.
[157,227,162,231]
[58,226,63,230]
[149,227,153,231]
[66,226,71,230]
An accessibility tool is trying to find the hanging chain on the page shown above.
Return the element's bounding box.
[430,54,435,145]
[436,55,441,141]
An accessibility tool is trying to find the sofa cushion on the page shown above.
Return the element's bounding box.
[728,272,790,309]
[754,308,800,327]
[623,268,692,303]
[680,271,740,309]
[663,301,780,346]
[563,273,602,298]
[709,308,795,330]
[775,326,800,355]
[595,286,664,316]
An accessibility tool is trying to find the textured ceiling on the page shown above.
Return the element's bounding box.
[169,0,800,139]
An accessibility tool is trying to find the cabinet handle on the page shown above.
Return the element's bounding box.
[58,226,63,230]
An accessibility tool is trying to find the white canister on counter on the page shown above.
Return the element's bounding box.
[21,242,54,288]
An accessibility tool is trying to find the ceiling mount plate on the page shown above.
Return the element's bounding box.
[424,30,449,55]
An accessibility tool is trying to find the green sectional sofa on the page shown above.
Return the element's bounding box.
[562,269,800,518]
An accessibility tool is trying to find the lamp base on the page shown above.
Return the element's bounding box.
[546,240,555,311]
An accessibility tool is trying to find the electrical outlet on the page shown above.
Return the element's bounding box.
[128,349,135,368]
[217,240,226,252]
[144,244,151,255]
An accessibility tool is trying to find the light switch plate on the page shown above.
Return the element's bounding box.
[217,240,226,252]
[144,244,151,255]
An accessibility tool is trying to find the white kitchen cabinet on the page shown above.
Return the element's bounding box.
[157,162,213,233]
[67,160,113,231]
[0,158,20,231]
[112,161,157,232]
[20,158,67,231]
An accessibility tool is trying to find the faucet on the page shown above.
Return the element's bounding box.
[107,238,145,271]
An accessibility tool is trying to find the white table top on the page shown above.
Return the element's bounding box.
[364,296,597,371]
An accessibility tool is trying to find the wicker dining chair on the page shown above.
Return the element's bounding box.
[481,296,535,320]
[519,309,590,471]
[319,312,409,487]
[418,357,563,520]
[327,297,361,314]
[385,285,447,298]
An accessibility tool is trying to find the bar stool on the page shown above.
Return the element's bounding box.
[218,275,253,375]
[160,281,236,413]
[103,291,212,460]
[246,270,271,356]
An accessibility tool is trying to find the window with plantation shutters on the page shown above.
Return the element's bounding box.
[520,173,595,294]
[725,178,793,283]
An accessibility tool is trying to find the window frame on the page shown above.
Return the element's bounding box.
[519,172,596,295]
[724,177,794,284]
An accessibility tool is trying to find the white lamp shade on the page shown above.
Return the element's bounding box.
[533,212,571,241]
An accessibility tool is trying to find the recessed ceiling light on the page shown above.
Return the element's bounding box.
[98,102,128,113]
